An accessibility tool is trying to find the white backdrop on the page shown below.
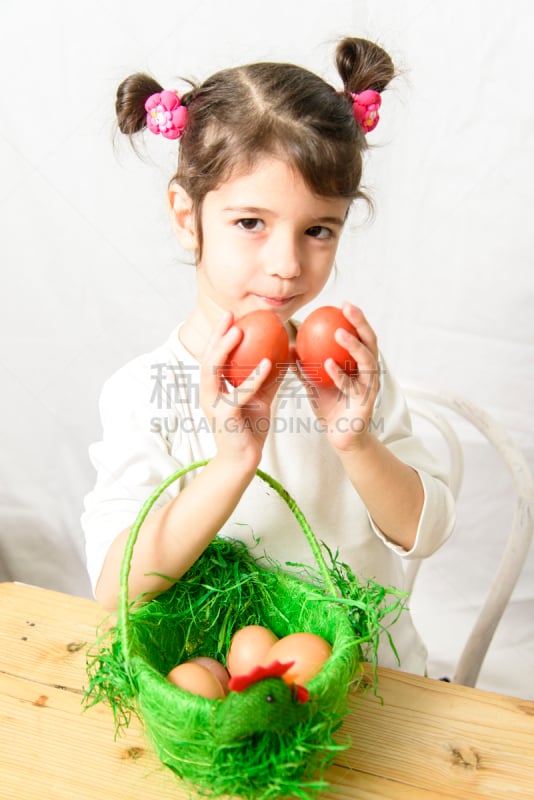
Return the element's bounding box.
[1,1,533,695]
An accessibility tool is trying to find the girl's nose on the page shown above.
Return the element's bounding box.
[263,231,302,279]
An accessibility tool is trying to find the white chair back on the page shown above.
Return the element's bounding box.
[404,387,534,687]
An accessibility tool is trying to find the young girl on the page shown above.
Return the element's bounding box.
[82,37,455,674]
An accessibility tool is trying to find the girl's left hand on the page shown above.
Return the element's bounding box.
[297,302,381,453]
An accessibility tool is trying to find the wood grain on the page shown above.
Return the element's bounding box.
[1,582,533,799]
[343,667,534,799]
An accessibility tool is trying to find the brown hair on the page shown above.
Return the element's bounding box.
[116,38,395,254]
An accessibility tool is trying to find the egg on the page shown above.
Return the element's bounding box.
[226,625,279,677]
[264,632,332,685]
[189,656,230,694]
[166,662,225,699]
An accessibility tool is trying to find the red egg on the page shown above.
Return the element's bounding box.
[221,310,289,388]
[295,305,358,387]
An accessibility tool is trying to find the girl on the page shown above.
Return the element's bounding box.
[82,37,455,674]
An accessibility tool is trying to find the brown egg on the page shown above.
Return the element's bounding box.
[189,656,230,694]
[226,625,279,677]
[264,632,332,685]
[166,662,225,699]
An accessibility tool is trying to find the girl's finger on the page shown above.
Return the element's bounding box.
[323,357,364,395]
[206,310,233,343]
[203,312,238,359]
[324,341,380,397]
[230,358,273,406]
[341,301,378,359]
[202,316,242,382]
[334,327,375,374]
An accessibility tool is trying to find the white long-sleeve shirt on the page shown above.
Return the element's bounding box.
[82,324,455,674]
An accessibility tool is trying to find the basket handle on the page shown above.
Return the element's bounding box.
[118,460,338,659]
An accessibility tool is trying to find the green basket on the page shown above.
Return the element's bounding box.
[85,461,402,799]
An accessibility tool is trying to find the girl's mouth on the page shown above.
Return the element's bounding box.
[257,295,296,308]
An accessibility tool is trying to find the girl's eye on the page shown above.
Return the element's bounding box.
[306,225,333,240]
[237,218,264,231]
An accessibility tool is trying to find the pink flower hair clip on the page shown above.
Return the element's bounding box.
[145,90,188,139]
[350,89,382,134]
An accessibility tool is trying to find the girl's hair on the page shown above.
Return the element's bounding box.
[116,38,395,254]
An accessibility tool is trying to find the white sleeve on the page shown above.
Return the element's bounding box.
[368,357,456,559]
[81,360,184,594]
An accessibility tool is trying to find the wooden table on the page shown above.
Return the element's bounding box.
[1,582,533,799]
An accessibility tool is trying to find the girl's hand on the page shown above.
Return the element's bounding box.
[200,312,282,471]
[297,302,380,453]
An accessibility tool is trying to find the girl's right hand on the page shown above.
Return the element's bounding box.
[199,312,281,472]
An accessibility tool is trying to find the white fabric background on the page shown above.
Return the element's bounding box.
[1,1,533,696]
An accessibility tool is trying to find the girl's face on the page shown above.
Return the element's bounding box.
[191,158,351,325]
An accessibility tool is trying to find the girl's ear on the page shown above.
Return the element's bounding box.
[168,183,198,251]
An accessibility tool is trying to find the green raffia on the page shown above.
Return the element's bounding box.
[85,460,406,799]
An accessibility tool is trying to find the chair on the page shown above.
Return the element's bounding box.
[402,386,534,687]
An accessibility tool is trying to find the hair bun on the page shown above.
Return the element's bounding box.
[335,38,395,95]
[116,73,164,136]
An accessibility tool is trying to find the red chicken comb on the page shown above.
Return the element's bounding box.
[228,661,310,703]
[228,660,310,703]
[228,660,294,692]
